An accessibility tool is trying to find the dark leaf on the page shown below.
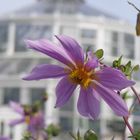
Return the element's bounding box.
[95,49,104,59]
[84,129,98,140]
[133,65,139,72]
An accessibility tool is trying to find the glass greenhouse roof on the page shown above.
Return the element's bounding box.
[0,58,49,76]
[12,0,117,19]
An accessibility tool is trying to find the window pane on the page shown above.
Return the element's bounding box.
[60,117,73,131]
[0,23,8,53]
[133,121,140,132]
[133,70,140,81]
[60,26,76,37]
[88,119,100,134]
[15,24,52,52]
[123,33,135,59]
[81,29,96,38]
[60,96,74,111]
[82,44,95,52]
[105,31,118,56]
[132,98,140,116]
[107,120,125,134]
[3,88,20,104]
[30,88,46,104]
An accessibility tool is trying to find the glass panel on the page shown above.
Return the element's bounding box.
[60,117,73,131]
[107,120,125,134]
[60,96,74,111]
[105,31,118,56]
[15,24,52,52]
[3,88,20,104]
[133,121,140,132]
[60,26,76,37]
[30,88,46,104]
[82,44,95,52]
[123,33,135,59]
[0,23,8,52]
[132,98,140,116]
[16,59,33,74]
[88,119,100,134]
[133,70,140,81]
[81,29,96,38]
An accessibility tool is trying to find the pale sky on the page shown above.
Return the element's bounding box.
[0,0,140,24]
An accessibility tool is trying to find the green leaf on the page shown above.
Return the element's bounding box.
[133,65,139,72]
[69,132,77,140]
[112,56,122,68]
[77,130,82,140]
[21,132,33,140]
[112,60,118,68]
[125,61,131,68]
[95,49,104,59]
[84,129,98,140]
[118,55,123,66]
[128,131,140,140]
[45,124,60,137]
[118,65,126,72]
[125,61,132,76]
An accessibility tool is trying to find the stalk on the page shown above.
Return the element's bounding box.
[131,86,140,104]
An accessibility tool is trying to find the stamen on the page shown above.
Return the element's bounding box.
[69,67,93,88]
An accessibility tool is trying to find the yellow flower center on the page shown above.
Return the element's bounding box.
[25,116,30,124]
[69,67,94,88]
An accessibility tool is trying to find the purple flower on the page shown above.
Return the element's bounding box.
[0,137,10,140]
[9,101,25,126]
[23,35,135,119]
[9,102,47,139]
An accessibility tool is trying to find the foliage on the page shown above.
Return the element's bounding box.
[128,131,140,140]
[112,56,139,78]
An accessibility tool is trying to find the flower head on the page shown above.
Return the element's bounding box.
[23,35,135,119]
[9,102,46,139]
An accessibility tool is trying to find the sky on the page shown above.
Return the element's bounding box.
[0,0,140,24]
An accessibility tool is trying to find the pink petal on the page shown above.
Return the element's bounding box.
[9,118,25,127]
[95,67,135,90]
[9,101,24,115]
[93,80,129,116]
[55,76,77,107]
[25,40,74,67]
[55,35,84,65]
[77,86,100,119]
[85,51,99,70]
[23,64,68,80]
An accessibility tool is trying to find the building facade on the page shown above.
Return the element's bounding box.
[0,0,140,139]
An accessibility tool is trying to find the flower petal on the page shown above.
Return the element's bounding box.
[55,35,84,65]
[0,136,10,140]
[55,76,77,107]
[77,86,100,119]
[10,101,24,115]
[9,118,25,127]
[23,64,68,80]
[95,67,135,90]
[25,39,74,67]
[85,51,99,70]
[93,80,129,116]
